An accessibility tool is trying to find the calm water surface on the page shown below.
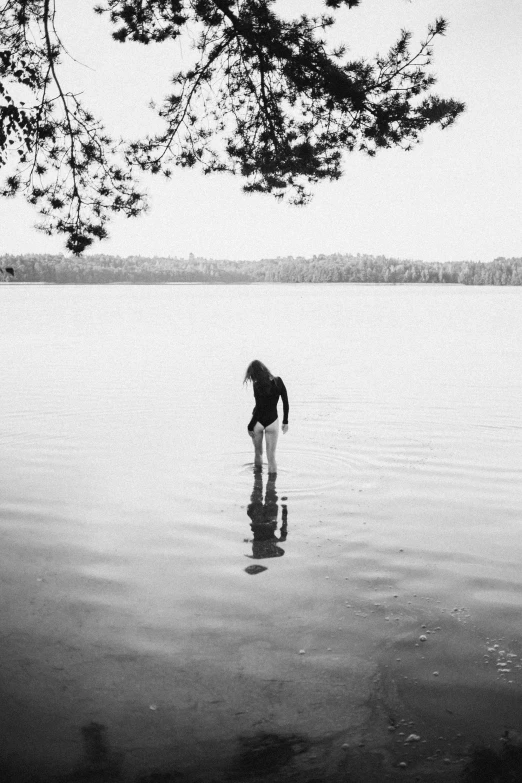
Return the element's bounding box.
[1,284,521,782]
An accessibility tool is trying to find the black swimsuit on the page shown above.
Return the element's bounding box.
[248,377,289,432]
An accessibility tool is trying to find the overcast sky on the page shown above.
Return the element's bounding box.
[1,0,521,262]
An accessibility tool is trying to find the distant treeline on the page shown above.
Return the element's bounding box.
[2,253,522,285]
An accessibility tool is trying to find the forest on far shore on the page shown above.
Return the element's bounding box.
[2,253,522,285]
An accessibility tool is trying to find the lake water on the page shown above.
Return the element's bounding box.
[1,283,521,783]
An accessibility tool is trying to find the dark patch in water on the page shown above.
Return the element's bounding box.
[228,731,309,778]
[462,733,522,782]
[8,723,522,782]
[136,773,187,783]
[244,564,268,575]
[80,721,123,778]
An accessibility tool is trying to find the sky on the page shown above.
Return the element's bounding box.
[1,0,521,262]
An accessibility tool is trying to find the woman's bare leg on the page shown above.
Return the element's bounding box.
[253,422,264,469]
[264,419,279,474]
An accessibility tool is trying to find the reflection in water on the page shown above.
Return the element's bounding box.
[244,471,288,574]
[79,722,123,780]
[28,722,124,782]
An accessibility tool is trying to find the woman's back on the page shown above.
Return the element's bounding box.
[250,377,288,430]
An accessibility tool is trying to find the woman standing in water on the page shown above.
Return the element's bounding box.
[244,360,289,474]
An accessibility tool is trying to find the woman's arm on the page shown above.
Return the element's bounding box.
[248,393,258,433]
[278,378,289,428]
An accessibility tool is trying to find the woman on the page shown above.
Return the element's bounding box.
[244,360,289,474]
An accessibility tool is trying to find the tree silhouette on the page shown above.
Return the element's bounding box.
[1,1,465,253]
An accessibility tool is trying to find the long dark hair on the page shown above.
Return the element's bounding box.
[244,360,274,394]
